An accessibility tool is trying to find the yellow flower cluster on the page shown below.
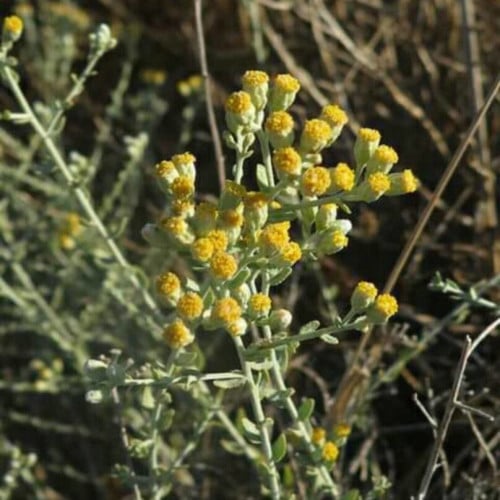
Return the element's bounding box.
[57,212,82,250]
[147,70,415,353]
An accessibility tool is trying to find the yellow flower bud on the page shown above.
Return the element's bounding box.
[301,166,331,197]
[273,147,302,177]
[300,119,332,154]
[330,163,355,192]
[163,319,194,349]
[351,281,378,311]
[242,70,269,110]
[265,111,295,149]
[367,294,398,324]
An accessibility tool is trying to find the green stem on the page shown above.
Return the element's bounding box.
[260,274,338,495]
[233,335,281,499]
[257,130,275,187]
[0,62,161,321]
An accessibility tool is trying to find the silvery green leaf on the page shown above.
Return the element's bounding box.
[272,433,287,462]
[256,163,269,189]
[297,398,315,421]
[299,320,320,335]
[213,378,247,389]
[320,334,339,345]
[269,267,292,286]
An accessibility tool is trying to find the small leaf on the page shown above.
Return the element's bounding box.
[247,358,274,371]
[272,433,287,462]
[140,386,155,409]
[241,417,260,441]
[297,398,315,421]
[229,268,252,289]
[320,334,339,345]
[299,320,320,335]
[269,267,292,286]
[184,277,200,292]
[256,163,269,189]
[220,439,246,456]
[213,377,247,389]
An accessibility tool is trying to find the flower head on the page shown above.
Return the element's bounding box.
[387,169,419,196]
[227,317,248,337]
[368,294,398,324]
[156,271,182,305]
[301,166,331,197]
[3,15,23,40]
[354,128,381,167]
[171,175,195,199]
[163,319,194,349]
[192,237,215,262]
[242,70,269,109]
[206,229,229,253]
[316,203,338,231]
[269,74,300,111]
[311,427,326,445]
[322,441,339,462]
[351,281,378,311]
[259,222,290,254]
[172,152,196,176]
[300,119,332,153]
[210,251,238,279]
[248,293,272,317]
[225,91,256,133]
[278,241,302,266]
[265,111,294,148]
[225,91,253,114]
[321,105,348,127]
[333,423,351,439]
[212,297,242,325]
[273,147,302,177]
[367,172,391,196]
[177,292,204,321]
[320,229,349,254]
[330,163,355,192]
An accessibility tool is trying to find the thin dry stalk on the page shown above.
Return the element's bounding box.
[194,0,226,191]
[416,316,500,499]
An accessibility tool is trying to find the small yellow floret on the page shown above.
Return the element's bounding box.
[156,272,181,297]
[280,241,302,265]
[172,175,195,199]
[163,319,194,349]
[311,427,326,445]
[302,166,331,197]
[64,213,81,235]
[172,152,196,167]
[244,191,268,209]
[210,251,238,279]
[274,74,300,93]
[260,223,290,251]
[3,15,23,35]
[355,281,377,300]
[192,238,214,262]
[401,169,418,193]
[368,172,391,195]
[322,441,339,462]
[334,423,351,438]
[331,163,355,191]
[273,147,302,176]
[206,229,229,252]
[172,199,194,216]
[358,128,381,143]
[155,160,175,178]
[221,208,244,228]
[265,111,294,134]
[161,216,188,236]
[303,119,331,144]
[141,69,167,85]
[242,70,269,87]
[224,180,247,198]
[196,201,218,218]
[177,292,204,321]
[249,293,272,315]
[225,91,253,114]
[374,294,398,319]
[212,297,242,325]
[332,230,348,249]
[374,145,398,165]
[321,104,348,126]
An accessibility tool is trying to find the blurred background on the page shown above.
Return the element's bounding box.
[0,0,499,498]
